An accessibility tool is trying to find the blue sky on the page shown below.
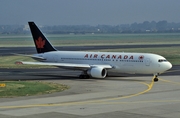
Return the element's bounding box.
[0,0,180,25]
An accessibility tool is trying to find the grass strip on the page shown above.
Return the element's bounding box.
[90,46,180,65]
[0,33,180,47]
[0,47,179,69]
[0,56,54,68]
[0,81,69,97]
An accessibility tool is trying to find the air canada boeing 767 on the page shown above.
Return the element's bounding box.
[16,22,172,82]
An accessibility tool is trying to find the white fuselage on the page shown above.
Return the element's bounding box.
[35,51,172,75]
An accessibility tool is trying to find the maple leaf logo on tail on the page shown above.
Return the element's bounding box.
[35,37,45,52]
[35,37,45,48]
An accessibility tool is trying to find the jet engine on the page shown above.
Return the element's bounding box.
[87,67,107,78]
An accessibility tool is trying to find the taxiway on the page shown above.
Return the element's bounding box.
[0,75,180,118]
[0,45,180,118]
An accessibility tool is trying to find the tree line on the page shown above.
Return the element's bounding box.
[1,20,180,34]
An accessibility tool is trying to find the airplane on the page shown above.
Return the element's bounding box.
[16,22,172,82]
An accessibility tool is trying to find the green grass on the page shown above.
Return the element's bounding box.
[0,81,69,97]
[0,56,54,68]
[92,47,180,65]
[0,33,180,47]
[0,33,179,67]
[0,46,179,68]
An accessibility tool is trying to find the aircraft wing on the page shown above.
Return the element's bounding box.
[12,53,46,61]
[15,61,113,70]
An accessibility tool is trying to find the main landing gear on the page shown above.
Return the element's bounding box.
[79,71,90,79]
[79,74,90,79]
[153,74,159,82]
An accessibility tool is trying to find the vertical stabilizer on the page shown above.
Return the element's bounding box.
[28,22,57,53]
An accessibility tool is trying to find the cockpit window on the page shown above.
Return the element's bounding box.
[158,59,167,62]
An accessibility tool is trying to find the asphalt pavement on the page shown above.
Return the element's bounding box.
[0,45,180,118]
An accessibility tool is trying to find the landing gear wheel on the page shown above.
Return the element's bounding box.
[79,75,83,79]
[153,74,159,82]
[84,75,90,79]
[154,77,159,82]
[79,75,90,79]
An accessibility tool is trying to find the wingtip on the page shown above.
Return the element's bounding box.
[15,61,23,65]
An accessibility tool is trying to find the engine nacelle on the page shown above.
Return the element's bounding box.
[87,67,107,78]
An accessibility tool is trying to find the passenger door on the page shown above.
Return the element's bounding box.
[145,58,150,66]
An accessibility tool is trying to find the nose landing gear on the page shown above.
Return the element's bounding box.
[153,73,159,82]
[154,76,158,82]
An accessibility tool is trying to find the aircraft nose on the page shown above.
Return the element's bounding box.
[165,62,172,70]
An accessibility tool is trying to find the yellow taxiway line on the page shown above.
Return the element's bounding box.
[0,78,155,109]
[159,78,180,85]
